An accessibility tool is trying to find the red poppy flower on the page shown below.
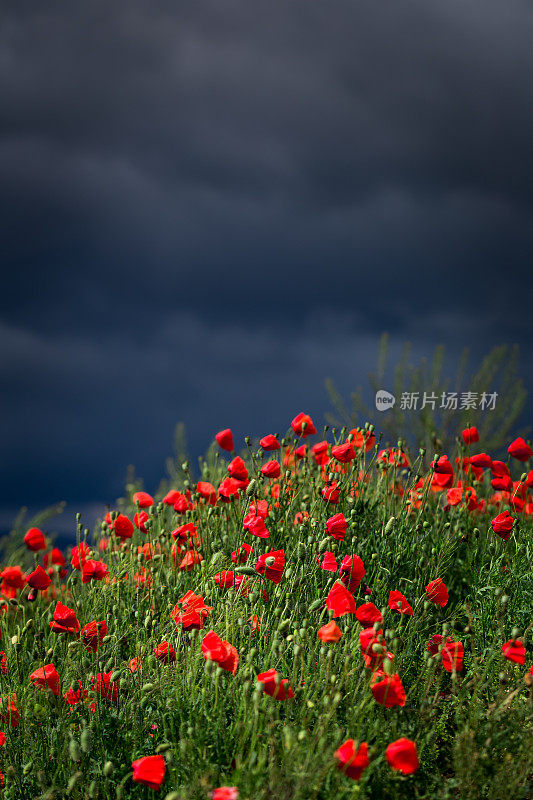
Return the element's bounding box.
[318,621,343,643]
[114,515,134,540]
[71,542,92,571]
[201,631,239,675]
[388,590,413,616]
[178,550,203,572]
[211,788,238,800]
[339,555,365,592]
[228,456,248,481]
[427,634,453,655]
[132,755,166,790]
[215,428,234,452]
[91,671,119,702]
[334,740,369,780]
[355,602,383,628]
[81,620,107,653]
[491,475,513,492]
[502,639,526,664]
[491,460,510,478]
[257,668,294,700]
[469,453,492,469]
[24,527,46,552]
[134,511,150,534]
[256,550,285,584]
[295,444,307,459]
[27,566,51,591]
[291,413,317,437]
[311,441,329,466]
[1,566,26,590]
[461,427,479,445]
[332,442,356,463]
[174,492,193,513]
[163,489,181,505]
[82,560,109,583]
[133,491,154,508]
[0,653,7,675]
[248,614,261,635]
[197,482,217,505]
[231,543,253,563]
[171,522,197,544]
[446,487,463,506]
[50,602,80,633]
[171,591,212,631]
[30,664,60,696]
[214,570,235,588]
[317,551,338,572]
[325,513,347,541]
[44,547,66,569]
[243,514,269,539]
[0,695,20,727]
[491,510,513,541]
[261,460,281,479]
[386,738,419,774]
[154,641,176,665]
[249,500,268,518]
[260,434,280,451]
[426,578,449,607]
[508,437,533,462]
[442,641,464,672]
[326,581,356,617]
[64,681,88,706]
[371,672,406,707]
[350,429,376,452]
[431,456,455,488]
[360,628,386,660]
[0,733,5,746]
[321,483,340,504]
[218,477,245,502]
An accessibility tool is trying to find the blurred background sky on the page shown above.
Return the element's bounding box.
[1,0,532,538]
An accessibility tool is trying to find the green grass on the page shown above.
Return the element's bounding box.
[0,422,532,800]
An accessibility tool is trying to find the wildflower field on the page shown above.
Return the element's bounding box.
[1,414,532,800]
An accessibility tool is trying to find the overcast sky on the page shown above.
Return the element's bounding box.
[1,0,532,536]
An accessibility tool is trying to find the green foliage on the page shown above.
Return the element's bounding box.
[0,423,532,799]
[326,334,529,455]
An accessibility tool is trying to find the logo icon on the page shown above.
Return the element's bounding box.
[375,390,396,411]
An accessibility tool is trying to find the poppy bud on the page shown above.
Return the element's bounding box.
[69,739,81,762]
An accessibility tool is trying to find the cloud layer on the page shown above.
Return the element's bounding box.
[1,0,532,531]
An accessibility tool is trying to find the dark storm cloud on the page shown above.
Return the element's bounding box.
[1,0,532,532]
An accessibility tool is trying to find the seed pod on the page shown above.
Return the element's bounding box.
[103,761,115,777]
[308,598,326,613]
[67,772,83,792]
[69,738,82,762]
[296,542,307,558]
[81,727,93,753]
